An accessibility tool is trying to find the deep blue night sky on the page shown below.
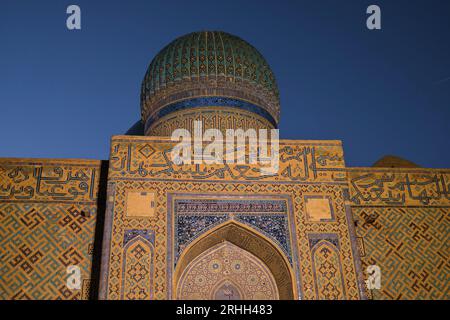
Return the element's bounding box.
[1,0,449,167]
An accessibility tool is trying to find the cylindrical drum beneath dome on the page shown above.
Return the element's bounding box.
[140,31,280,136]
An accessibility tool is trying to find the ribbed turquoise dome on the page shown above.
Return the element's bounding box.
[140,31,280,135]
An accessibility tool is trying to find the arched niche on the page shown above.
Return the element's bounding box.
[177,241,279,300]
[121,236,154,299]
[311,240,345,300]
[174,221,296,300]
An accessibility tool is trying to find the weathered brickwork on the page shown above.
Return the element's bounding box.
[99,136,365,300]
[348,168,450,299]
[0,158,102,300]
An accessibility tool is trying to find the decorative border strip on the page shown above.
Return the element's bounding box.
[166,192,302,300]
[144,96,277,131]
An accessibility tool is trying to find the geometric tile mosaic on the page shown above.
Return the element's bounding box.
[352,206,450,300]
[0,159,100,300]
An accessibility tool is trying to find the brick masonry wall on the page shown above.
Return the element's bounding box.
[348,168,450,299]
[0,158,106,300]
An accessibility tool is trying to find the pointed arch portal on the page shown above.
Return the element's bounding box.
[174,222,296,300]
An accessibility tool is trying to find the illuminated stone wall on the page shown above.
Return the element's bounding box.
[147,106,275,137]
[3,147,448,300]
[0,158,104,300]
[99,136,366,300]
[347,168,450,299]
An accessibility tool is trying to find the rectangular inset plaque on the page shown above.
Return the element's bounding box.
[304,196,335,222]
[126,191,156,218]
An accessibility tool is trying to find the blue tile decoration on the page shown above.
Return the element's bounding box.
[175,214,228,260]
[123,229,155,246]
[174,198,293,265]
[308,233,340,249]
[235,214,292,263]
[144,96,277,131]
